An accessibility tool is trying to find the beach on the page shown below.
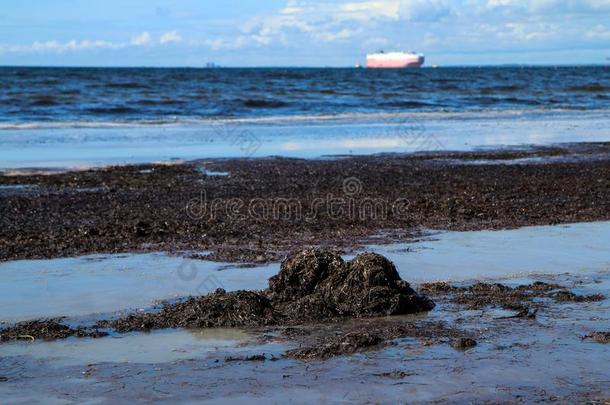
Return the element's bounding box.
[1,66,610,403]
[2,142,610,262]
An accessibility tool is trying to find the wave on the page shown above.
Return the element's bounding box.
[1,108,609,130]
[379,101,443,108]
[86,106,139,115]
[502,97,542,105]
[242,99,289,108]
[105,82,150,89]
[567,84,609,93]
[134,98,187,106]
[29,96,60,107]
[479,85,523,94]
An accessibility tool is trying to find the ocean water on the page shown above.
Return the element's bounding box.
[2,66,610,123]
[1,66,609,168]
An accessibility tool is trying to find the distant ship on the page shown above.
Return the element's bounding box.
[366,51,424,68]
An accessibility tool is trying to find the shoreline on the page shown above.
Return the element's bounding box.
[2,109,610,170]
[2,142,610,263]
[2,143,610,402]
[1,262,609,403]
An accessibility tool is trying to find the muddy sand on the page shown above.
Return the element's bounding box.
[1,249,609,403]
[1,249,607,361]
[1,249,435,348]
[2,142,610,263]
[2,144,610,402]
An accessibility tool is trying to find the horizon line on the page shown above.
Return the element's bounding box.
[0,62,608,69]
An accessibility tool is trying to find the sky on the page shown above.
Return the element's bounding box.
[0,0,609,67]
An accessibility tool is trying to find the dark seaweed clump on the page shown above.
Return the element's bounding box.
[102,249,434,332]
[268,249,435,321]
[0,319,107,342]
[549,290,605,303]
[0,250,434,342]
[104,290,278,333]
[583,332,610,344]
[283,319,469,360]
[419,280,605,318]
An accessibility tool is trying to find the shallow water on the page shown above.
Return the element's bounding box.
[0,328,271,366]
[0,253,276,322]
[1,221,610,402]
[0,184,39,197]
[364,221,610,282]
[1,271,608,403]
[1,110,609,169]
[2,221,610,323]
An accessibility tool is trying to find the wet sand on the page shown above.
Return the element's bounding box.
[1,270,608,403]
[0,225,609,402]
[2,144,610,403]
[2,221,610,322]
[2,142,610,263]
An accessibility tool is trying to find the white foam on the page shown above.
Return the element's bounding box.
[0,109,609,169]
[0,108,609,130]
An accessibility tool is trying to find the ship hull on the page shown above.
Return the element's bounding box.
[366,53,424,69]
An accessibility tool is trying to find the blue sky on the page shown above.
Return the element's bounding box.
[1,0,609,66]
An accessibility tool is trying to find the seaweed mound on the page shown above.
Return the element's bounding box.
[2,249,435,340]
[268,249,345,301]
[105,249,435,331]
[269,249,435,321]
[105,249,434,332]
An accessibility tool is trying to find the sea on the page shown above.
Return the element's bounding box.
[1,66,609,169]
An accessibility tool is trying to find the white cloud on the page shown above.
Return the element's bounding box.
[1,0,609,63]
[160,31,182,44]
[487,0,514,6]
[131,32,152,46]
[334,0,453,23]
[338,1,401,21]
[364,36,390,47]
[502,22,559,41]
[487,0,610,13]
[0,39,125,54]
[422,33,441,47]
[238,12,316,48]
[203,37,250,50]
[202,31,276,50]
[315,28,361,42]
[586,24,610,40]
[230,0,454,50]
[280,0,305,14]
[231,1,392,49]
[399,0,453,21]
[0,30,182,55]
